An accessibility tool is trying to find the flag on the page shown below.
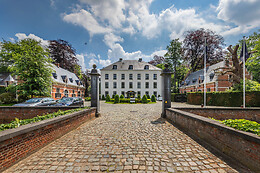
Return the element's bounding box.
[240,41,249,62]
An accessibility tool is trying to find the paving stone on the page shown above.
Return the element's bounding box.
[3,102,238,173]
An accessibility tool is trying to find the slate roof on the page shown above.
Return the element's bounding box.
[180,61,225,88]
[0,73,13,86]
[51,64,84,88]
[101,59,162,71]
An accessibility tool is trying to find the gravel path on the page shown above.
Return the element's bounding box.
[4,101,238,172]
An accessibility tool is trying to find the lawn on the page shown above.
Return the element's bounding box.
[0,103,15,106]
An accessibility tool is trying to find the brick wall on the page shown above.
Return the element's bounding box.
[0,107,83,124]
[166,108,260,172]
[0,108,96,172]
[175,107,260,123]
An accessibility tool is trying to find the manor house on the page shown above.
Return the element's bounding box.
[100,58,162,98]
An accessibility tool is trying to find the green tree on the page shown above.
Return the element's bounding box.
[164,38,182,93]
[114,94,120,103]
[151,95,156,102]
[105,94,111,102]
[0,39,53,97]
[142,95,148,104]
[120,94,124,99]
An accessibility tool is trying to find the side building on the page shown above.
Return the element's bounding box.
[51,64,85,99]
[100,58,162,98]
[179,60,251,93]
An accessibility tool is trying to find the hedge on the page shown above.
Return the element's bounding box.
[171,93,187,102]
[0,87,5,94]
[187,91,260,107]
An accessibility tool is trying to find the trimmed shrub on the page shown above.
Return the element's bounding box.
[101,94,105,100]
[0,92,16,104]
[171,93,187,102]
[151,95,156,102]
[114,94,120,103]
[142,95,148,104]
[85,97,91,101]
[147,95,150,99]
[187,91,260,107]
[105,95,111,102]
[137,95,141,100]
[120,98,130,103]
[120,94,124,99]
[112,94,115,99]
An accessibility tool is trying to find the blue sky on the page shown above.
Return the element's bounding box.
[1,0,260,71]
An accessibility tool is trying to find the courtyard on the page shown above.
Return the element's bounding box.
[3,101,245,173]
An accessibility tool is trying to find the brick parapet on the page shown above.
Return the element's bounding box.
[174,107,260,123]
[166,108,260,172]
[0,106,83,124]
[0,108,96,172]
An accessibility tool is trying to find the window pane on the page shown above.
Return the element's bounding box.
[105,74,109,80]
[145,74,149,80]
[129,82,133,88]
[145,82,149,88]
[129,74,133,80]
[121,74,125,80]
[153,74,157,80]
[137,74,141,80]
[113,82,117,88]
[113,74,117,80]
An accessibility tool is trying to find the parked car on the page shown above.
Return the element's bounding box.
[13,97,56,107]
[53,97,84,107]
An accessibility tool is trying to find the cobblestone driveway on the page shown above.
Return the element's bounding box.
[4,101,238,173]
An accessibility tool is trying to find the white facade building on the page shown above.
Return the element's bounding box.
[100,58,162,98]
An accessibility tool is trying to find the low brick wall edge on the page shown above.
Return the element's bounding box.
[0,108,96,143]
[166,108,260,172]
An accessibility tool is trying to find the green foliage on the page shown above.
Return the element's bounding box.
[156,64,165,70]
[105,95,110,102]
[0,39,53,97]
[142,95,148,104]
[151,95,156,102]
[187,91,260,107]
[146,95,150,99]
[114,94,120,104]
[0,87,5,94]
[171,93,187,102]
[101,95,105,100]
[120,98,130,103]
[0,107,89,131]
[137,95,141,100]
[120,94,124,99]
[212,118,260,136]
[0,92,16,104]
[112,94,115,99]
[85,97,91,101]
[230,80,260,91]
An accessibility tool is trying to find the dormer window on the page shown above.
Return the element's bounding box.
[113,65,117,69]
[192,78,197,83]
[128,65,133,70]
[61,75,67,83]
[75,80,80,85]
[144,65,149,70]
[209,73,214,80]
[69,78,73,83]
[52,73,57,79]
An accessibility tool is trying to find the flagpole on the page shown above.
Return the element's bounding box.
[243,36,246,108]
[204,37,207,107]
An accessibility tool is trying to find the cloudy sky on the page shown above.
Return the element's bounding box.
[0,0,260,71]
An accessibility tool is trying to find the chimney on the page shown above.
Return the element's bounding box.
[138,58,142,62]
[56,63,60,68]
[119,58,123,62]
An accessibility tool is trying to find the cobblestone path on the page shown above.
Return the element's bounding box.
[4,102,238,173]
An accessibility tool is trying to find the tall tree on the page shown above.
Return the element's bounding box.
[164,38,182,93]
[148,55,164,66]
[183,28,225,72]
[0,39,53,97]
[48,39,79,73]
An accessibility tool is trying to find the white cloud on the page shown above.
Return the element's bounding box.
[217,0,260,35]
[103,33,124,48]
[217,0,260,26]
[15,33,49,47]
[76,54,86,72]
[99,59,112,67]
[79,0,126,28]
[63,9,112,37]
